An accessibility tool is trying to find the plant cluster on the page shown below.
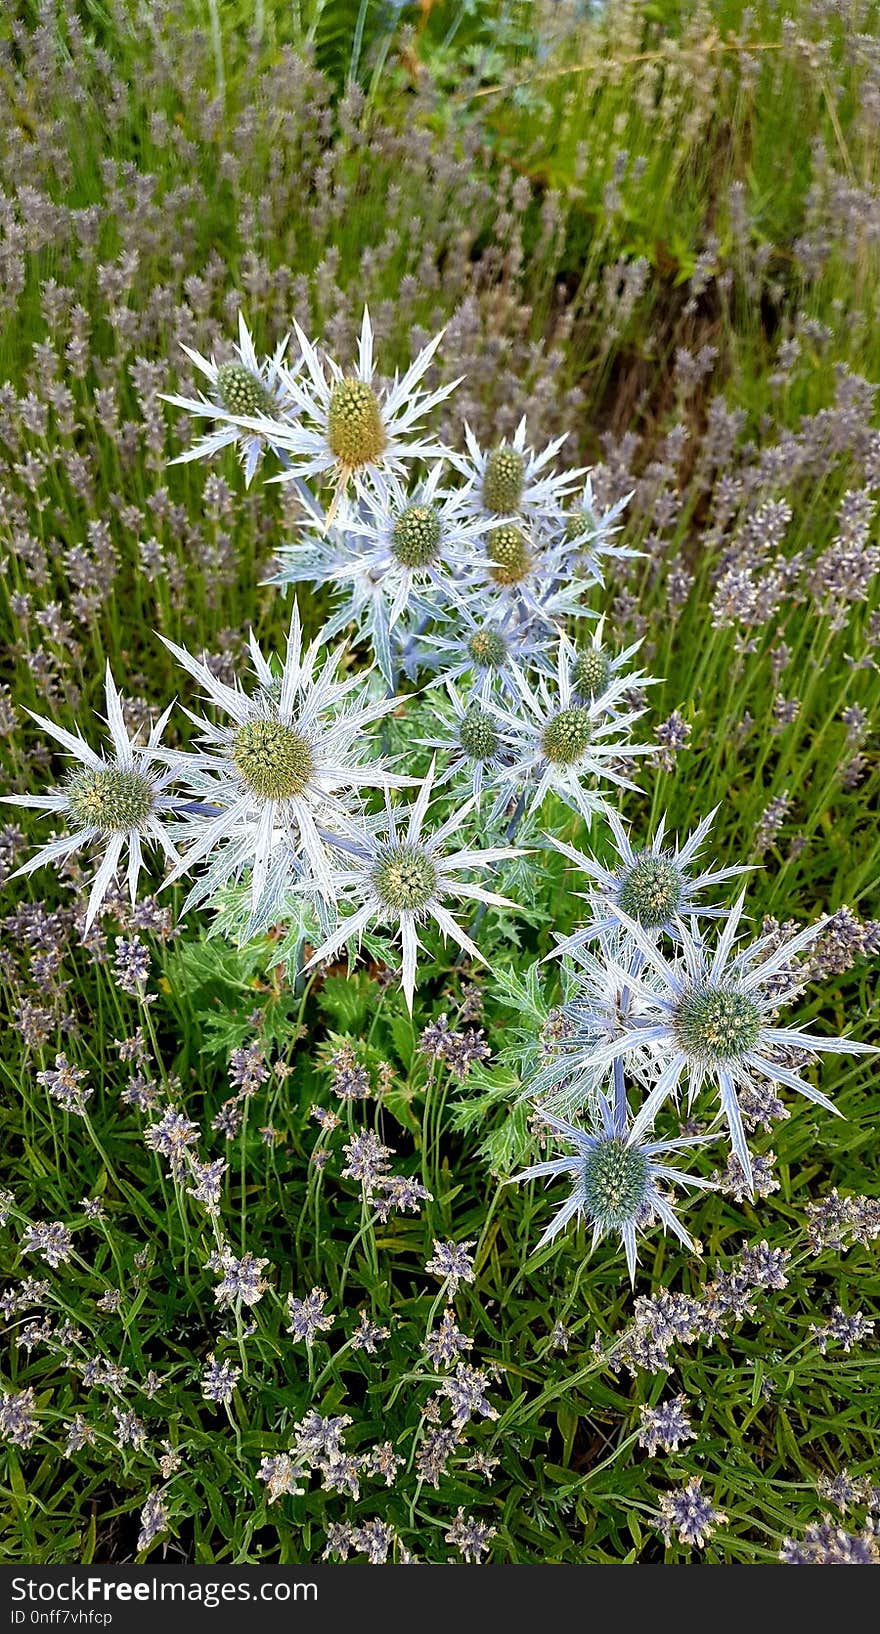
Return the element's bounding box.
[0,0,878,1569]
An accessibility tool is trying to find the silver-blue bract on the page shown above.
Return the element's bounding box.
[4,663,183,928]
[545,804,750,954]
[510,1092,715,1283]
[577,895,876,1188]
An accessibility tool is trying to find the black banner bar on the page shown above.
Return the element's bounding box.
[0,1562,859,1627]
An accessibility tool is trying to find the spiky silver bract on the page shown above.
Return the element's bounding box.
[486,632,658,825]
[300,761,523,1012]
[468,525,597,631]
[546,805,750,953]
[575,895,876,1186]
[564,616,657,717]
[4,666,182,928]
[450,417,585,529]
[160,313,297,485]
[525,931,667,1121]
[563,477,640,586]
[417,678,513,805]
[236,308,461,503]
[272,467,485,685]
[510,1095,714,1282]
[414,603,552,701]
[154,602,406,924]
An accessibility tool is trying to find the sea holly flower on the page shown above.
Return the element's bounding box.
[246,308,460,504]
[570,641,614,703]
[546,806,750,956]
[417,678,513,804]
[413,603,552,698]
[525,931,666,1119]
[271,488,412,685]
[160,313,296,485]
[510,1095,714,1282]
[155,602,405,918]
[468,524,594,630]
[585,895,876,1183]
[565,617,657,716]
[487,633,657,824]
[562,476,640,585]
[486,523,534,587]
[300,761,523,1011]
[340,467,489,619]
[273,470,483,683]
[451,417,585,528]
[4,665,182,928]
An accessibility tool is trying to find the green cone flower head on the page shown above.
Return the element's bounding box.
[457,706,499,763]
[391,503,443,568]
[581,1137,650,1229]
[572,645,613,699]
[511,1103,713,1282]
[489,525,532,586]
[618,854,684,929]
[231,718,316,802]
[216,362,274,419]
[482,445,525,514]
[541,706,593,765]
[468,626,508,669]
[327,378,387,468]
[372,844,439,912]
[674,984,763,1062]
[301,761,522,1014]
[4,664,185,932]
[66,767,155,834]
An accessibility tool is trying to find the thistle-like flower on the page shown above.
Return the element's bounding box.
[565,617,657,716]
[469,523,594,630]
[546,806,750,956]
[417,679,512,804]
[487,634,657,824]
[451,418,584,528]
[413,604,551,698]
[5,665,181,928]
[525,932,665,1119]
[585,895,876,1182]
[160,313,296,485]
[340,467,489,617]
[562,477,639,585]
[245,308,459,503]
[156,604,405,919]
[301,762,522,1010]
[271,488,410,685]
[511,1097,714,1282]
[274,470,483,684]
